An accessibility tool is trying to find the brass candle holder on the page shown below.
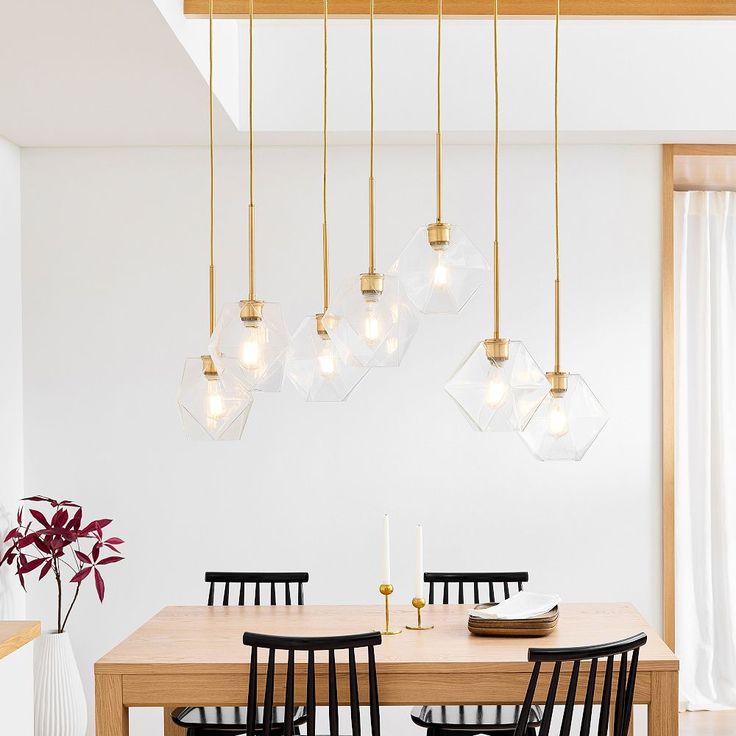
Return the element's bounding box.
[379,583,402,635]
[406,596,434,631]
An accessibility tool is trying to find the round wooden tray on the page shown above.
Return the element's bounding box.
[467,603,559,637]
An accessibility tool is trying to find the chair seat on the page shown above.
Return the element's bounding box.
[411,705,543,733]
[172,706,308,733]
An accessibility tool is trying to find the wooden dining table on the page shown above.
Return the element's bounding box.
[95,602,678,736]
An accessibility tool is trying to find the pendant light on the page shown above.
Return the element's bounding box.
[390,0,488,314]
[520,0,607,461]
[178,0,254,441]
[209,0,290,391]
[444,0,548,432]
[286,0,369,401]
[324,0,419,368]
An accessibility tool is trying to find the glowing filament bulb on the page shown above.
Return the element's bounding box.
[433,253,449,288]
[317,345,336,378]
[206,380,226,421]
[364,301,382,345]
[240,324,266,372]
[485,365,509,409]
[548,395,569,438]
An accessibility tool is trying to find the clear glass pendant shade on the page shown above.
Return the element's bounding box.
[520,373,608,461]
[209,301,290,392]
[324,274,419,368]
[445,340,549,431]
[177,357,254,441]
[391,225,489,314]
[286,316,369,401]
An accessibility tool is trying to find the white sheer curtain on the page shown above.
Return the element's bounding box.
[675,190,736,710]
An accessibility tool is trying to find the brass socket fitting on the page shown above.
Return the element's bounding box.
[315,312,332,340]
[546,371,569,395]
[361,272,384,296]
[379,583,394,596]
[240,299,264,323]
[200,354,219,380]
[411,597,427,610]
[427,222,450,250]
[484,338,510,362]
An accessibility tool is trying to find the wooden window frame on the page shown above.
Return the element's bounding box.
[662,144,736,651]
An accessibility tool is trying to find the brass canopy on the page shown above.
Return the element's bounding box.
[427,221,450,250]
[547,371,569,395]
[200,354,219,380]
[484,338,510,362]
[361,272,384,296]
[379,583,394,596]
[240,299,264,323]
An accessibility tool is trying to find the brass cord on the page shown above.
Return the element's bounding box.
[492,0,500,339]
[435,0,442,223]
[553,0,561,373]
[322,0,329,311]
[368,0,375,274]
[248,0,256,301]
[208,0,216,336]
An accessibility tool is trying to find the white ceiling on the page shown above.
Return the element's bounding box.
[2,3,736,148]
[0,0,238,147]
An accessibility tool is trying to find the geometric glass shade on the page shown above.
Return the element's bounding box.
[209,301,290,392]
[177,356,254,441]
[324,273,420,368]
[286,315,369,402]
[519,373,608,461]
[445,340,549,431]
[391,225,489,314]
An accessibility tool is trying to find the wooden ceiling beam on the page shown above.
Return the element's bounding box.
[184,0,736,19]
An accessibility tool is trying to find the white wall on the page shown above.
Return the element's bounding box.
[0,136,32,736]
[20,143,661,735]
[240,19,736,143]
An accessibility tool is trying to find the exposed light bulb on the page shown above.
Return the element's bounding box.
[240,324,267,373]
[363,301,382,345]
[433,253,449,289]
[206,380,226,423]
[548,395,569,438]
[485,365,509,409]
[317,345,336,378]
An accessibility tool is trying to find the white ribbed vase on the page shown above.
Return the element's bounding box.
[34,632,87,736]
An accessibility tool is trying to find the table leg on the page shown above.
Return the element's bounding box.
[95,674,129,736]
[164,707,187,736]
[648,671,678,736]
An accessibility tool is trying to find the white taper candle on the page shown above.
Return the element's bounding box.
[382,514,391,585]
[415,524,424,598]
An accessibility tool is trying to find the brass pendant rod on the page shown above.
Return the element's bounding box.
[492,0,500,340]
[248,0,256,301]
[435,0,442,223]
[368,0,376,275]
[322,0,330,311]
[553,0,561,374]
[208,0,216,335]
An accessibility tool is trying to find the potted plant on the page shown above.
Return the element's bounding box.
[1,495,124,736]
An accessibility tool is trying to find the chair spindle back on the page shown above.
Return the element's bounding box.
[425,572,528,604]
[205,572,309,607]
[513,633,647,736]
[242,631,383,736]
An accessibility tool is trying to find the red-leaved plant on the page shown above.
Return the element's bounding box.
[0,496,124,633]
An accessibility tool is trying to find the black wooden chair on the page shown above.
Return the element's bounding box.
[177,630,383,736]
[512,633,647,736]
[411,571,541,736]
[172,572,310,736]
